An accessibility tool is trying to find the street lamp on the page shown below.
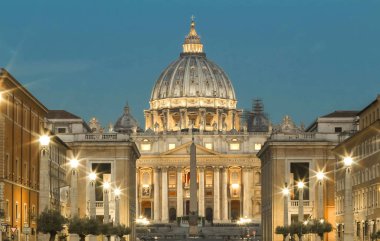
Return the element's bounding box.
[297,181,305,222]
[88,172,97,218]
[316,171,325,220]
[114,188,121,226]
[39,135,51,211]
[343,156,354,241]
[282,183,290,228]
[70,159,79,217]
[103,181,110,223]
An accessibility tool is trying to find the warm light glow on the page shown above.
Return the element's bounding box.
[237,217,252,225]
[320,219,324,224]
[136,216,150,225]
[231,183,240,189]
[114,188,121,197]
[39,135,50,146]
[282,187,290,196]
[343,156,353,167]
[89,172,97,181]
[303,221,308,225]
[142,184,150,188]
[70,159,79,169]
[316,171,325,180]
[297,181,305,189]
[103,181,110,190]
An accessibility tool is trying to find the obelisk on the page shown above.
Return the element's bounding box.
[189,137,199,236]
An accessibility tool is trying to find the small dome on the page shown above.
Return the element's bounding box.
[114,104,141,133]
[150,20,236,105]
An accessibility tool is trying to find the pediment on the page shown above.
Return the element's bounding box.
[160,141,221,156]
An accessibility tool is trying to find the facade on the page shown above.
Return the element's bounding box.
[133,20,270,224]
[47,111,140,241]
[333,95,380,241]
[258,112,358,241]
[0,69,48,241]
[38,134,69,216]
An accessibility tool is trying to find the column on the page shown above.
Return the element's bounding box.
[161,167,168,222]
[70,168,78,216]
[221,167,228,221]
[298,188,304,222]
[344,167,354,241]
[153,167,160,221]
[242,167,251,218]
[136,169,139,217]
[177,167,183,217]
[89,180,96,218]
[317,179,323,219]
[199,167,205,217]
[103,188,110,223]
[213,167,220,221]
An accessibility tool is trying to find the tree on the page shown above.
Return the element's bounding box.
[68,217,100,241]
[68,216,86,241]
[112,224,131,241]
[101,223,114,241]
[37,209,66,241]
[309,220,332,241]
[275,226,290,241]
[289,222,309,241]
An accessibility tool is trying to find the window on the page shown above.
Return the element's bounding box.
[140,143,151,151]
[5,200,9,221]
[57,127,67,134]
[204,143,213,150]
[15,202,19,220]
[168,143,176,150]
[229,143,240,151]
[254,143,262,151]
[205,171,213,188]
[335,127,342,133]
[24,204,27,222]
[168,171,176,188]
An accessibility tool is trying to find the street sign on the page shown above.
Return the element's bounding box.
[11,227,17,233]
[23,227,31,234]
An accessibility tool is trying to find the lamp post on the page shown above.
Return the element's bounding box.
[316,171,325,220]
[343,157,354,241]
[88,172,97,218]
[282,184,290,227]
[297,181,305,222]
[39,135,51,210]
[70,159,79,217]
[103,182,110,223]
[114,188,121,226]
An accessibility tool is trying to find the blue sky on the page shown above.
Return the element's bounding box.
[1,0,379,128]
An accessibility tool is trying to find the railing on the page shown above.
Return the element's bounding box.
[95,201,103,208]
[290,200,312,207]
[74,133,130,141]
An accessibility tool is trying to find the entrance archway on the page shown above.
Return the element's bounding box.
[169,208,176,222]
[205,207,213,223]
[231,200,240,221]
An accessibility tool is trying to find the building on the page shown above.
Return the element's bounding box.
[333,95,380,241]
[0,69,48,241]
[258,111,358,241]
[47,111,140,241]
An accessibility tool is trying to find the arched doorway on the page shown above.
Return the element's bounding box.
[231,200,240,221]
[205,207,213,223]
[169,208,176,222]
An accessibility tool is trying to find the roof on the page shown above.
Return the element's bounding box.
[357,94,380,116]
[47,110,82,119]
[321,110,359,118]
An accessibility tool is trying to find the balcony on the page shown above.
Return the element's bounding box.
[289,200,313,207]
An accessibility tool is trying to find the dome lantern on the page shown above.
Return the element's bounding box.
[182,17,203,54]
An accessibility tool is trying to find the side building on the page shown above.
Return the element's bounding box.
[0,69,47,241]
[47,111,140,241]
[333,95,380,241]
[258,112,358,241]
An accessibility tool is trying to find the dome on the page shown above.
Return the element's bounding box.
[150,20,236,110]
[114,103,142,133]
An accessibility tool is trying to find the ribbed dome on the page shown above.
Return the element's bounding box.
[151,55,236,101]
[150,20,236,103]
[114,104,141,133]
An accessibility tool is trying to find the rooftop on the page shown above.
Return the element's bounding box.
[321,110,359,118]
[47,110,82,119]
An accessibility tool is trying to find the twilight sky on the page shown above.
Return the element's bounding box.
[1,0,379,128]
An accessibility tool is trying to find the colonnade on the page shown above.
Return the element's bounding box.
[144,165,255,223]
